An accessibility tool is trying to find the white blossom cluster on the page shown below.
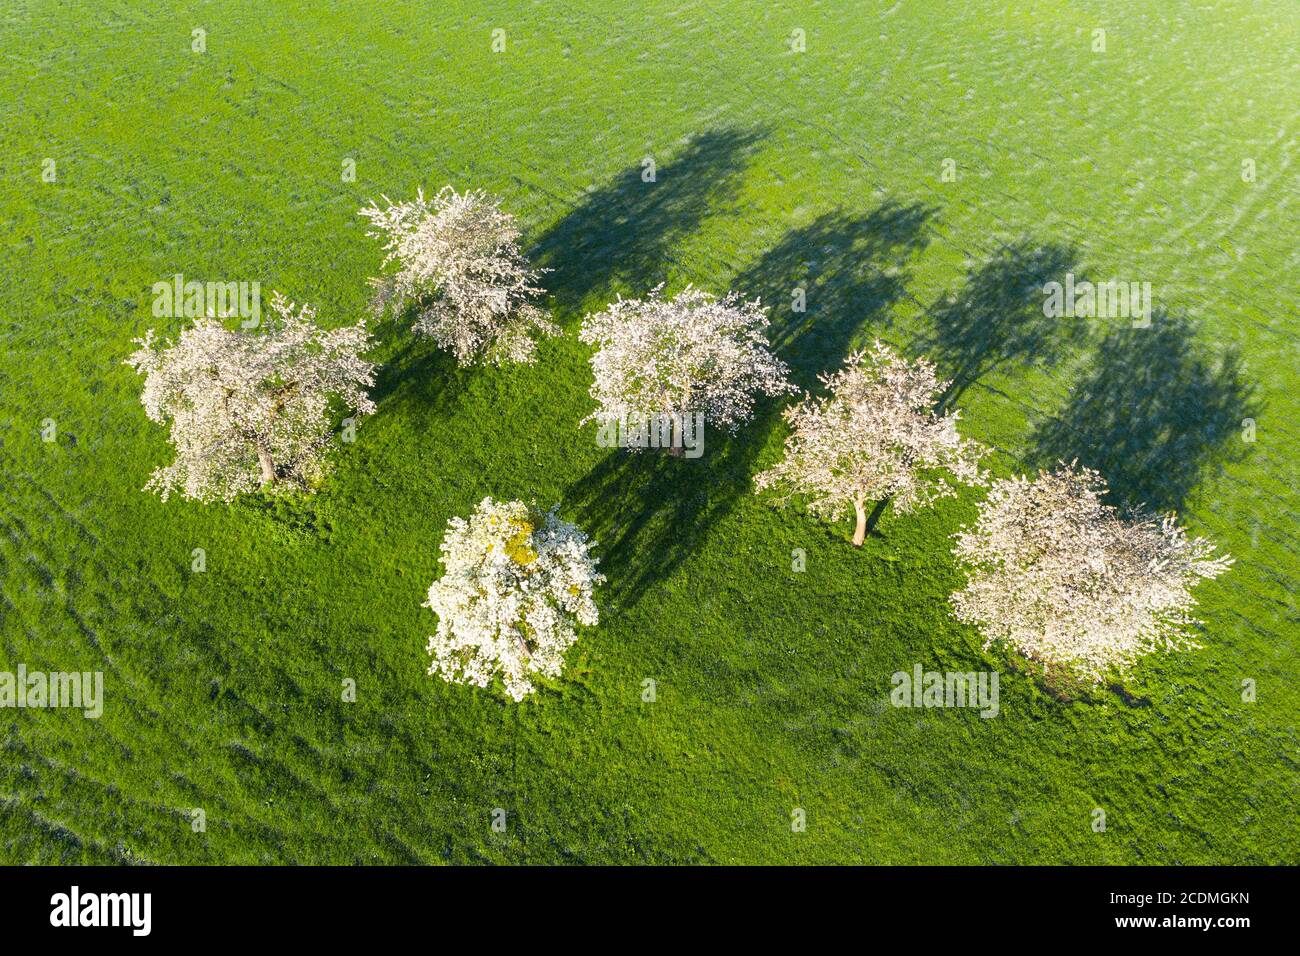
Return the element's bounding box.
[125,293,376,503]
[358,186,557,366]
[755,341,986,544]
[578,284,794,439]
[424,498,605,702]
[950,463,1233,682]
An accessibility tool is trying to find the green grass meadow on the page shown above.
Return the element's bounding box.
[1,0,1297,863]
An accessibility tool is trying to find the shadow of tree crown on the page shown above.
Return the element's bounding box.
[1029,309,1258,513]
[530,126,769,315]
[922,239,1085,405]
[734,201,934,389]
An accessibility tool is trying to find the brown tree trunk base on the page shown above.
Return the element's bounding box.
[852,499,891,546]
[256,443,276,486]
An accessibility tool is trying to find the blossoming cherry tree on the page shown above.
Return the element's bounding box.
[949,462,1232,682]
[125,293,376,503]
[755,341,985,545]
[578,284,793,454]
[359,186,556,366]
[424,498,604,701]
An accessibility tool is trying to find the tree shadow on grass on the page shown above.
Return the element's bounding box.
[530,126,768,316]
[737,202,934,389]
[921,240,1085,406]
[1028,310,1257,513]
[564,200,934,608]
[365,309,468,423]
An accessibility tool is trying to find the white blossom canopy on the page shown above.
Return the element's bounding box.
[425,498,605,702]
[755,340,985,534]
[950,463,1233,682]
[359,186,556,366]
[578,284,794,435]
[125,292,376,503]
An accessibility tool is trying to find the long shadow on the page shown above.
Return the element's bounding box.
[921,240,1084,405]
[530,126,767,315]
[1029,310,1257,513]
[564,201,934,608]
[736,203,933,388]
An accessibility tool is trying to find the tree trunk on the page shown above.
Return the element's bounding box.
[256,442,276,486]
[852,501,867,547]
[661,388,685,457]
